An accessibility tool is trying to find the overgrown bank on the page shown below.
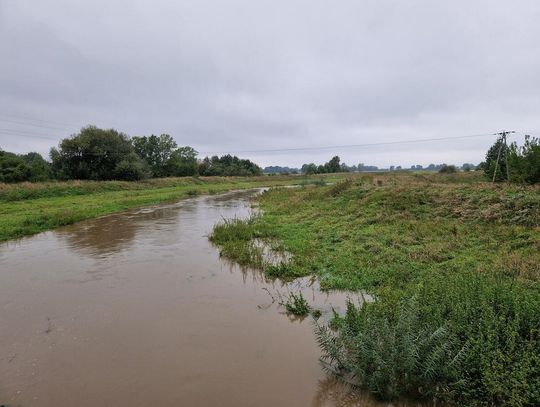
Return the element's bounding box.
[0,174,345,242]
[210,173,540,405]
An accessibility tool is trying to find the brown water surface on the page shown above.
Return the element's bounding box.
[0,189,423,407]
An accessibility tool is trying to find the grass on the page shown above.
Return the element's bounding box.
[0,173,348,242]
[209,172,540,405]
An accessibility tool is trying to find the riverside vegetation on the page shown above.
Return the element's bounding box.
[0,174,346,242]
[210,172,540,406]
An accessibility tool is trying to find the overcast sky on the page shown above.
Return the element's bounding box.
[1,1,539,168]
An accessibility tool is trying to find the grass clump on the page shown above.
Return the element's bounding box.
[282,292,311,317]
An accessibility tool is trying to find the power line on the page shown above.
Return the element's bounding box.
[0,118,75,131]
[198,132,497,155]
[0,113,79,129]
[0,129,60,141]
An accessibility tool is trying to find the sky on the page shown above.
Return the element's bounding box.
[1,0,539,168]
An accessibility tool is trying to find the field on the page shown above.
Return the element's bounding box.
[210,172,540,405]
[0,174,346,242]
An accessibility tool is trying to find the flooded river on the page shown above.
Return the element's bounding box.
[0,189,422,407]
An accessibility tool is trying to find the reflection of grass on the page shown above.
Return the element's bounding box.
[0,173,350,242]
[209,172,540,405]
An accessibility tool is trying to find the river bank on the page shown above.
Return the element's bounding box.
[0,174,346,242]
[210,173,540,405]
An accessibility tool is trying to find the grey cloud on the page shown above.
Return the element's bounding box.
[1,0,539,168]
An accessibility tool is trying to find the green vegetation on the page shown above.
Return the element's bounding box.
[132,134,198,177]
[301,155,343,174]
[198,154,262,176]
[50,126,148,180]
[0,173,347,242]
[282,292,311,317]
[1,125,264,183]
[484,135,540,184]
[209,173,540,405]
[0,150,51,183]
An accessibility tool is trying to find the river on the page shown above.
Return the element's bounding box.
[0,189,423,407]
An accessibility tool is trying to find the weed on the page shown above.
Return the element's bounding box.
[282,292,311,316]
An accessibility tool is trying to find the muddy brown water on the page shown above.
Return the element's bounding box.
[0,189,425,407]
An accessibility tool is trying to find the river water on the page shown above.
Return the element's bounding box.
[0,189,422,407]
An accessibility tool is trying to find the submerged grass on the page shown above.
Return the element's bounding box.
[209,172,540,405]
[0,173,348,242]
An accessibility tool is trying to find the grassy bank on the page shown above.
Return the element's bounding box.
[210,173,540,405]
[0,174,346,242]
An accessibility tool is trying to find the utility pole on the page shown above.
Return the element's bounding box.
[492,130,515,183]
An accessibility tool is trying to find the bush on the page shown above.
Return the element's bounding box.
[316,272,540,405]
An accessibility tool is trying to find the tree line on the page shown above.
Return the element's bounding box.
[1,126,262,182]
[1,127,538,183]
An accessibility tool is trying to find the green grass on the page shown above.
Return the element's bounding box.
[209,173,540,405]
[0,173,348,242]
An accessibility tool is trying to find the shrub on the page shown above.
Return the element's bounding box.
[283,292,311,316]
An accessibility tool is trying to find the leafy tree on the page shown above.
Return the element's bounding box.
[324,156,341,173]
[198,155,262,176]
[0,150,51,183]
[165,146,198,176]
[50,126,149,181]
[132,134,178,177]
[301,163,318,175]
[484,136,509,182]
[508,135,540,184]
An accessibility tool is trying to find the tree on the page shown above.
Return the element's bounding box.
[439,164,457,174]
[484,136,509,182]
[324,156,341,173]
[50,126,149,181]
[166,146,198,176]
[301,163,318,175]
[507,135,540,184]
[132,134,177,177]
[0,150,51,183]
[198,155,262,176]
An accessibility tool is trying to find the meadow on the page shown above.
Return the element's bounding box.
[0,173,346,242]
[210,172,540,405]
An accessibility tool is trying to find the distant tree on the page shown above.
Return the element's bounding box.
[461,163,475,172]
[198,154,262,176]
[264,166,299,174]
[301,163,318,175]
[50,126,149,181]
[165,146,198,176]
[132,134,177,177]
[439,164,457,174]
[324,156,341,173]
